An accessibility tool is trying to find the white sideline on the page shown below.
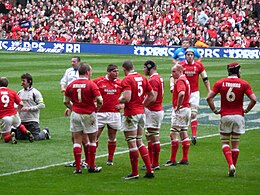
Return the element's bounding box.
[0,127,258,177]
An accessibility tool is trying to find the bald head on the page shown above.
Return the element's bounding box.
[171,64,184,79]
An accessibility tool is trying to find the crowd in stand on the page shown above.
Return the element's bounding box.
[0,0,259,48]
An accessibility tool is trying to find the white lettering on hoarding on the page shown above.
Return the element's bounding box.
[65,44,80,53]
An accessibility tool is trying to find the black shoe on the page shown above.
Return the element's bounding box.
[152,165,160,170]
[73,169,82,174]
[65,161,76,167]
[88,166,102,173]
[43,128,51,140]
[26,131,34,142]
[163,160,178,167]
[81,161,89,169]
[228,165,236,177]
[191,136,197,145]
[124,173,139,180]
[144,171,155,178]
[106,160,113,166]
[178,160,189,165]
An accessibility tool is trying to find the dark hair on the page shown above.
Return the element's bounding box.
[21,73,33,87]
[107,64,118,72]
[122,60,134,71]
[72,56,81,62]
[0,77,8,87]
[78,62,91,75]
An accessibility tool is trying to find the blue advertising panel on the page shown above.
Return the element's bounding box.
[0,39,259,59]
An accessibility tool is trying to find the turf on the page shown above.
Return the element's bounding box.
[0,51,259,194]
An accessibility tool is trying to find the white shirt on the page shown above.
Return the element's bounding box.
[60,67,79,86]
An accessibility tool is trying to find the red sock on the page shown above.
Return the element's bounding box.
[139,144,152,173]
[181,138,190,162]
[147,141,153,165]
[73,144,82,171]
[129,149,139,176]
[170,140,179,163]
[83,143,89,164]
[232,148,239,166]
[89,143,97,168]
[108,140,116,161]
[191,119,198,137]
[153,142,160,167]
[18,124,27,134]
[3,132,11,143]
[222,145,233,166]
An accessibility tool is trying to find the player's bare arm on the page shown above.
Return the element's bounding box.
[244,93,257,113]
[119,90,131,103]
[143,90,155,107]
[206,91,219,114]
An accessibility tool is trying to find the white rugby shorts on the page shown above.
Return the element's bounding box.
[144,108,164,129]
[70,111,98,134]
[122,114,145,131]
[0,113,21,133]
[190,91,200,112]
[171,107,191,131]
[219,115,245,134]
[97,112,121,130]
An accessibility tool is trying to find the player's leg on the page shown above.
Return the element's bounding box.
[13,114,34,142]
[72,131,83,174]
[163,129,179,166]
[148,128,160,169]
[1,117,16,143]
[107,125,117,165]
[231,133,240,167]
[190,92,200,145]
[179,130,190,164]
[136,114,154,178]
[124,130,139,179]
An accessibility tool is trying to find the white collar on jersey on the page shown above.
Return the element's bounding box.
[185,60,195,65]
[228,76,238,78]
[150,72,159,78]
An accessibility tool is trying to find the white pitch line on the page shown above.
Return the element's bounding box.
[0,127,258,177]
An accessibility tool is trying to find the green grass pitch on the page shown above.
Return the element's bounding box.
[0,51,259,194]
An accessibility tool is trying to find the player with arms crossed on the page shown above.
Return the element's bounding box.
[64,62,103,174]
[143,60,164,170]
[206,62,257,177]
[119,60,155,180]
[0,77,34,144]
[179,49,210,145]
[164,64,191,166]
[93,64,123,166]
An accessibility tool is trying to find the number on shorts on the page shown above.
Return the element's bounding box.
[226,87,235,102]
[77,88,82,102]
[1,94,10,107]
